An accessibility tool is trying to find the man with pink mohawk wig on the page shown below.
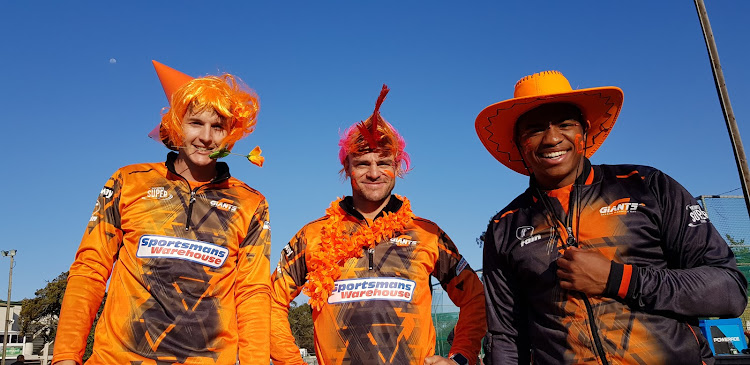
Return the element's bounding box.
[269,85,486,365]
[52,61,271,365]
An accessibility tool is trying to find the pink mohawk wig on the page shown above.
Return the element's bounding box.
[338,84,411,177]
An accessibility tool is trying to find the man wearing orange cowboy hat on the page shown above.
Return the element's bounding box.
[269,85,486,365]
[476,70,747,364]
[52,61,271,365]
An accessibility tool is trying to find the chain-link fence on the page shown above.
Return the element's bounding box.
[698,195,750,327]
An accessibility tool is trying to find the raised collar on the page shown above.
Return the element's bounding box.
[165,152,231,183]
[339,195,404,221]
[529,157,593,195]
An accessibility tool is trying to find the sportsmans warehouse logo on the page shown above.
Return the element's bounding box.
[328,277,415,304]
[137,235,228,268]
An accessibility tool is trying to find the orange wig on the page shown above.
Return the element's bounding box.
[159,74,259,151]
[338,85,410,177]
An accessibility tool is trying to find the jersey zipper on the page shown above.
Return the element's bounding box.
[581,293,610,365]
[569,186,609,365]
[540,179,609,364]
[368,248,374,270]
[185,189,197,231]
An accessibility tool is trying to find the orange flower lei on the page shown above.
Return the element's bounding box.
[303,195,414,309]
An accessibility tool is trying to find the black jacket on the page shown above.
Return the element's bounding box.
[483,161,747,364]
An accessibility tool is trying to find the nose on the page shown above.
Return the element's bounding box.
[366,163,380,179]
[540,124,563,146]
[198,124,212,142]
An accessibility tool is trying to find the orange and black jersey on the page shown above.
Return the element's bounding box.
[270,196,486,365]
[483,159,748,365]
[54,152,272,365]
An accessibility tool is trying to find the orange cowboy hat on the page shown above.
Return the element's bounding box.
[475,70,624,175]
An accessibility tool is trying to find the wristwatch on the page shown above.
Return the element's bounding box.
[449,353,469,365]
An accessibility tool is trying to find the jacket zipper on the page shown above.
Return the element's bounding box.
[185,189,197,231]
[367,248,374,270]
[581,293,609,365]
[543,181,609,365]
[570,190,609,365]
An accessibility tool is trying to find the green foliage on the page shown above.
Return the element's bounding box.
[18,272,68,343]
[287,300,314,353]
[83,292,107,361]
[209,148,230,159]
[18,271,106,360]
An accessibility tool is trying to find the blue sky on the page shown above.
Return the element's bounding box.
[1,1,749,300]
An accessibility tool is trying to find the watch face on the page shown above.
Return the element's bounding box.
[450,353,469,365]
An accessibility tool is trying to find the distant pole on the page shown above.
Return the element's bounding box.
[694,0,750,217]
[1,250,15,365]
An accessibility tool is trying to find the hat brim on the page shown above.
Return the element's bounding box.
[475,86,623,175]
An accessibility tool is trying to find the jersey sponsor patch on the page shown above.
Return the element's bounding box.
[210,198,238,212]
[282,243,294,258]
[137,234,228,268]
[599,198,644,216]
[100,187,114,199]
[686,204,709,227]
[516,226,534,240]
[142,186,173,201]
[456,257,469,276]
[389,234,418,247]
[516,226,541,247]
[328,277,415,304]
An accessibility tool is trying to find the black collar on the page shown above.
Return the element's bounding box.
[165,152,231,183]
[339,195,403,221]
[529,157,592,195]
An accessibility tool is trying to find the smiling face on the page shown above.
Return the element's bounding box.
[175,108,227,182]
[346,151,397,213]
[515,103,587,189]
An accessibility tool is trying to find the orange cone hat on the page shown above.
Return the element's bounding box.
[148,61,194,144]
[152,60,193,104]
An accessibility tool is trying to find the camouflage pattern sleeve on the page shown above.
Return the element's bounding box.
[270,228,310,365]
[432,228,487,363]
[53,171,124,365]
[236,198,272,364]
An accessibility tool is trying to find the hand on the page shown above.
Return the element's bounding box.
[556,246,611,295]
[53,361,78,365]
[424,355,458,364]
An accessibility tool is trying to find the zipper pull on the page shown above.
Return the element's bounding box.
[367,248,374,270]
[185,190,196,231]
[565,227,577,248]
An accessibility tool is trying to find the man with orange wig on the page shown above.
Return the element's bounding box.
[269,85,486,365]
[52,61,271,365]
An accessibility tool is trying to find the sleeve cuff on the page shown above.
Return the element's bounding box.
[604,262,637,299]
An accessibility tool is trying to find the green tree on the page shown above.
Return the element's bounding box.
[287,300,314,353]
[18,272,68,343]
[18,271,106,361]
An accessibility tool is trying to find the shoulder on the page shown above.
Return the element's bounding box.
[117,161,166,175]
[411,216,440,232]
[227,176,266,201]
[297,214,333,235]
[491,190,533,224]
[595,163,662,180]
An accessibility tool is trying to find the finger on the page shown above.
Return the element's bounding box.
[563,247,579,258]
[556,257,571,270]
[557,269,573,281]
[559,280,574,290]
